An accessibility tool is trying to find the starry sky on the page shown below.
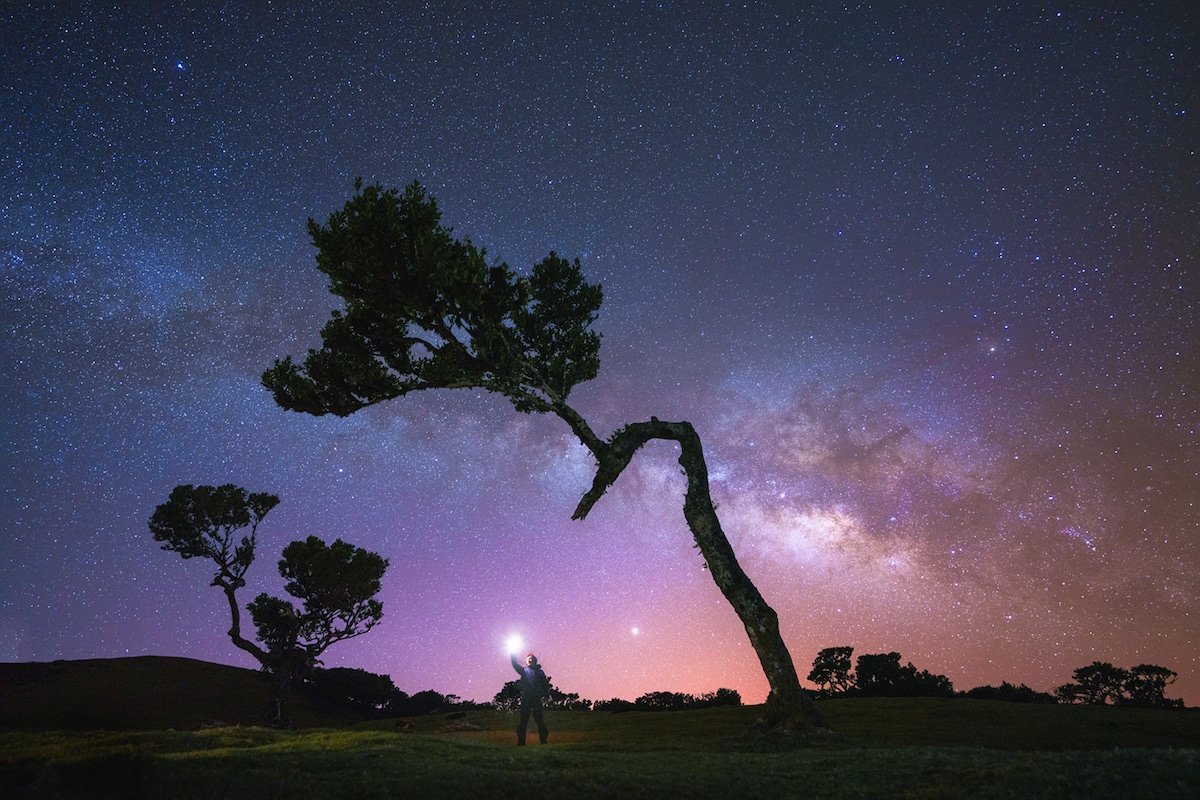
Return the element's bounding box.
[2,2,1197,707]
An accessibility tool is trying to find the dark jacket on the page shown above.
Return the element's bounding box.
[511,656,550,704]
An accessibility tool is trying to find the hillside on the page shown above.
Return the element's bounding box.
[0,656,369,730]
[3,656,1199,751]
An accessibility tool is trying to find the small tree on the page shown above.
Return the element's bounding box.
[263,181,823,732]
[149,484,388,725]
[808,646,854,695]
[1122,664,1183,708]
[1069,662,1129,705]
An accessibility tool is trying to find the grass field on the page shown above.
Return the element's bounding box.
[2,658,1198,798]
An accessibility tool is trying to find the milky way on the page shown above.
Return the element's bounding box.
[2,2,1196,706]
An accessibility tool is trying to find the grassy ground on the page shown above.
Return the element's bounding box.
[3,660,1198,798]
[3,702,1199,799]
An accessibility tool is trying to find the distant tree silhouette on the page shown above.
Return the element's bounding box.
[493,679,522,711]
[698,688,743,708]
[1054,683,1083,704]
[1122,664,1183,708]
[1057,662,1128,705]
[808,646,854,695]
[1055,661,1183,707]
[852,652,954,697]
[962,682,1056,704]
[853,652,906,695]
[593,697,637,712]
[149,484,388,726]
[389,688,451,716]
[632,689,743,710]
[312,667,395,709]
[493,676,591,711]
[547,685,592,711]
[635,691,692,711]
[262,181,823,733]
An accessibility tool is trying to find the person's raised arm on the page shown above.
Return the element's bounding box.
[511,654,524,676]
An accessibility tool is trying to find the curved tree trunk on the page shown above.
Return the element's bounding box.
[218,582,269,665]
[564,414,826,733]
[218,581,297,727]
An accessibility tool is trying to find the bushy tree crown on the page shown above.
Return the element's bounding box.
[263,180,602,417]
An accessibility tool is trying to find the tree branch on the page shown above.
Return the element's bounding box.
[218,582,269,665]
[552,400,608,461]
[571,418,682,519]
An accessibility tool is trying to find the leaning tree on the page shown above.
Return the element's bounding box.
[149,483,388,725]
[262,181,825,731]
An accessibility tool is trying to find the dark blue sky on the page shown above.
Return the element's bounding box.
[2,2,1196,705]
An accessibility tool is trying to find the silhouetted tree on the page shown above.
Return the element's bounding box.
[1121,664,1183,708]
[635,691,692,711]
[852,652,954,697]
[808,646,854,695]
[1055,661,1183,707]
[1054,683,1083,704]
[1065,662,1129,705]
[312,667,395,709]
[962,682,1056,704]
[853,652,906,695]
[494,676,591,710]
[593,697,637,712]
[697,688,743,708]
[547,685,592,711]
[262,181,823,732]
[149,484,388,726]
[389,689,451,716]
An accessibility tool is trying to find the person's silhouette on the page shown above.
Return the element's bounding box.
[510,652,550,745]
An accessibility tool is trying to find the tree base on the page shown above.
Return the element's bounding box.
[724,711,843,751]
[737,693,841,748]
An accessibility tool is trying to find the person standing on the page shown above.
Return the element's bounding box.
[510,652,550,745]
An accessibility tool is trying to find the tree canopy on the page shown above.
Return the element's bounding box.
[263,180,603,424]
[149,483,279,589]
[249,536,387,659]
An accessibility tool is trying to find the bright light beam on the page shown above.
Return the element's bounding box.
[504,633,526,656]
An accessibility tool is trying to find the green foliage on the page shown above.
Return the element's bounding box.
[148,484,279,587]
[263,180,603,418]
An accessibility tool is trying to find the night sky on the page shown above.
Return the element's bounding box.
[2,2,1197,708]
